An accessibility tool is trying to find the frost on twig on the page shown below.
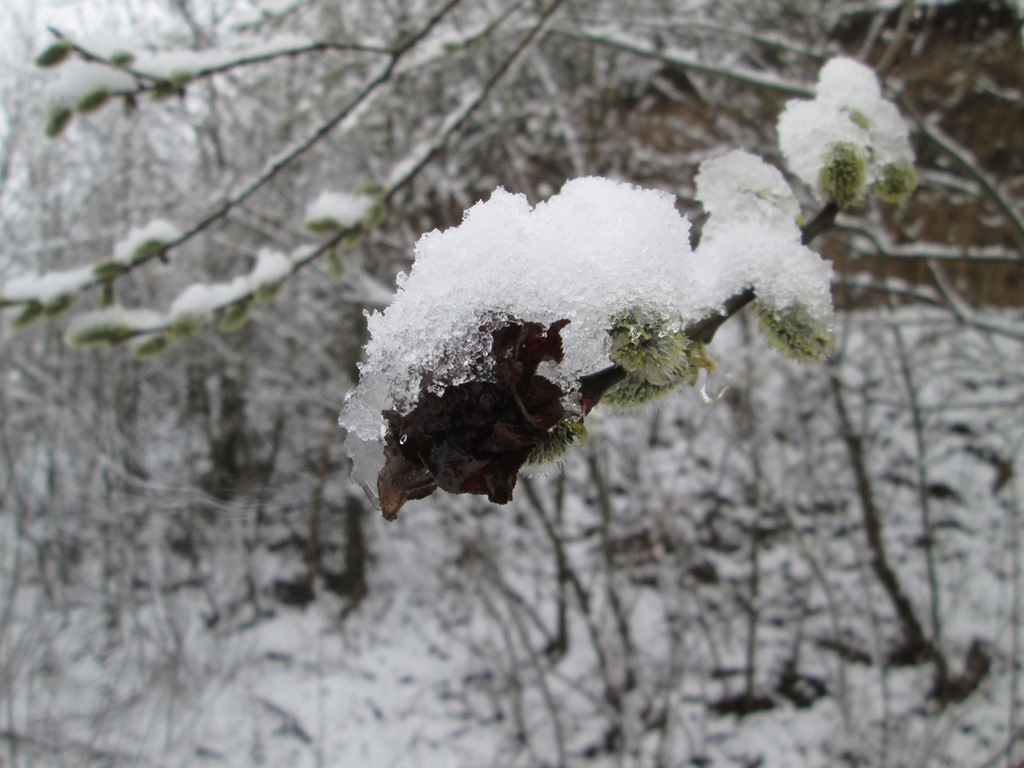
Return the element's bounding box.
[340,168,837,519]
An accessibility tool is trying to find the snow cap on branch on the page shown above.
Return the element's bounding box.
[47,60,135,109]
[304,190,377,233]
[694,150,833,322]
[250,248,292,287]
[341,177,699,508]
[1,266,94,305]
[170,277,251,319]
[113,219,181,264]
[64,306,165,347]
[341,167,838,515]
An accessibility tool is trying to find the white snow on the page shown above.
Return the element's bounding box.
[65,305,166,335]
[250,248,292,286]
[0,265,94,303]
[777,99,870,188]
[46,60,136,106]
[170,275,251,318]
[777,56,914,193]
[340,177,704,495]
[303,190,375,229]
[112,219,181,263]
[695,149,800,227]
[693,150,833,320]
[340,172,837,501]
[167,248,298,319]
[816,56,882,112]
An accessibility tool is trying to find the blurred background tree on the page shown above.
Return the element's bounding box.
[0,1,1021,765]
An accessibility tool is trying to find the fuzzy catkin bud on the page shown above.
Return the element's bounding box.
[131,334,169,359]
[110,51,135,67]
[13,302,43,329]
[525,421,588,465]
[35,42,73,68]
[169,313,203,339]
[218,301,251,333]
[607,310,691,387]
[76,89,110,114]
[130,239,169,263]
[756,302,833,362]
[819,142,867,208]
[324,248,344,281]
[65,321,134,347]
[602,374,682,408]
[43,294,75,317]
[873,161,918,204]
[254,281,282,304]
[46,107,73,138]
[93,260,128,281]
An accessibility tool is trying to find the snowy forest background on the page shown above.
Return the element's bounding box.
[1,0,1023,766]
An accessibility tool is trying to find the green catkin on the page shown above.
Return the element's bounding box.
[305,218,342,234]
[168,314,204,339]
[254,282,281,304]
[603,374,683,408]
[43,294,75,317]
[13,302,44,329]
[76,89,110,114]
[526,421,589,465]
[131,334,169,359]
[99,282,116,308]
[93,260,128,281]
[131,239,169,263]
[847,109,870,130]
[65,322,134,348]
[607,310,691,387]
[218,301,251,333]
[324,248,344,280]
[756,302,834,362]
[818,142,867,208]
[110,51,135,67]
[46,107,73,138]
[873,161,918,204]
[35,42,73,68]
[151,81,179,101]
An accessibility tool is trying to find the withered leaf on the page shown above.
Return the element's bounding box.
[378,318,570,519]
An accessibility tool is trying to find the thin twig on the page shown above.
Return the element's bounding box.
[875,0,916,79]
[829,371,946,679]
[553,27,814,97]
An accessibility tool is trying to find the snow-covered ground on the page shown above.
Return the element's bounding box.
[1,306,1021,767]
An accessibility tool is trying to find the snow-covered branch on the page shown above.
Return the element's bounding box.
[553,26,815,97]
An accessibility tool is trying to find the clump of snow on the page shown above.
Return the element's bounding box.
[693,151,833,321]
[250,248,291,287]
[46,60,136,107]
[304,190,376,230]
[816,57,882,112]
[170,276,251,318]
[1,266,94,304]
[65,305,165,338]
[777,100,869,188]
[133,50,223,80]
[341,178,698,493]
[696,149,800,226]
[777,57,913,198]
[167,247,301,320]
[340,172,839,503]
[113,219,181,263]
